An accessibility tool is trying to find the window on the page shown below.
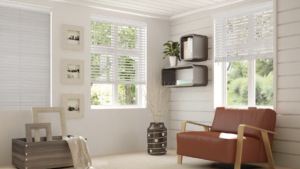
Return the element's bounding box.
[214,2,274,108]
[90,15,146,108]
[0,1,51,111]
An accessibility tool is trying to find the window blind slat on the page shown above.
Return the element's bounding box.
[0,1,51,111]
[214,2,273,62]
[91,15,146,85]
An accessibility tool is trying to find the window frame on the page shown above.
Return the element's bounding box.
[221,60,273,109]
[90,16,147,109]
[91,84,144,109]
[214,2,277,110]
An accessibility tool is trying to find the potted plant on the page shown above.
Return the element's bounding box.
[143,73,170,155]
[163,40,180,67]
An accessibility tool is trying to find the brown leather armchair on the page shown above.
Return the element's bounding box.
[177,107,277,169]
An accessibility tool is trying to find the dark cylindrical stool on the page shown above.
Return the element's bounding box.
[147,122,167,155]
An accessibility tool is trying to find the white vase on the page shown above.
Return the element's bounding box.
[169,56,178,67]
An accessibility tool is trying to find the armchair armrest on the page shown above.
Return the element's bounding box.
[234,124,278,169]
[238,124,278,135]
[180,121,211,132]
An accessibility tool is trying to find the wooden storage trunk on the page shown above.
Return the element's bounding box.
[12,136,75,169]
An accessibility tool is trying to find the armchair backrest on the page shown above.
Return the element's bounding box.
[211,107,276,139]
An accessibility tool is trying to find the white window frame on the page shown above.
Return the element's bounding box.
[214,2,276,110]
[90,84,144,109]
[220,60,273,109]
[90,15,147,109]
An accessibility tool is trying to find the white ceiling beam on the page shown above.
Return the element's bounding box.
[134,0,193,11]
[47,0,252,21]
[191,0,217,5]
[171,0,211,6]
[84,0,177,15]
[48,0,170,20]
[170,0,247,20]
[148,0,205,9]
[107,0,182,12]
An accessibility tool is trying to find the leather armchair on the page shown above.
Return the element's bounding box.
[177,107,277,169]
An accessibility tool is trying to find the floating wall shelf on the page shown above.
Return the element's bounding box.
[180,34,208,62]
[161,64,208,88]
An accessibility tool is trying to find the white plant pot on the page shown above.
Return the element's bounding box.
[169,56,178,67]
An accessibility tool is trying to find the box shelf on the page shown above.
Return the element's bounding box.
[161,64,208,88]
[180,34,208,62]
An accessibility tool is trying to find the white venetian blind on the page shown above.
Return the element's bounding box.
[0,1,51,111]
[214,2,273,62]
[91,15,147,85]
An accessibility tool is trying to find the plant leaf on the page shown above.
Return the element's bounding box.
[162,41,180,59]
[163,53,168,59]
[163,43,171,48]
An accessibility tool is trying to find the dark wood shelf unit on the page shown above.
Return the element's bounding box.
[161,64,208,88]
[180,34,208,62]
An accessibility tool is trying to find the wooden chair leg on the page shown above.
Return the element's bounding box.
[177,155,182,164]
[234,126,245,169]
[261,131,276,169]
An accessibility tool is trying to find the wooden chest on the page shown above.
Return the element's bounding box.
[12,136,74,169]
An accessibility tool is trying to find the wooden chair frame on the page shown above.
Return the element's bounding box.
[177,121,278,169]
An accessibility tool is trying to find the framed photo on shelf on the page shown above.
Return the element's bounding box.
[61,93,84,119]
[61,59,84,84]
[61,24,84,50]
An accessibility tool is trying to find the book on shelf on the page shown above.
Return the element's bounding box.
[183,38,193,59]
[183,41,187,59]
[188,37,193,59]
[176,79,193,85]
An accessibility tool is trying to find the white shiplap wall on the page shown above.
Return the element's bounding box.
[169,0,300,168]
[273,0,300,168]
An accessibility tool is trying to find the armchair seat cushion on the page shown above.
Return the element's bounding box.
[177,131,261,163]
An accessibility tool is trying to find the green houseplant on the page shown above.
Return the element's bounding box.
[162,41,180,67]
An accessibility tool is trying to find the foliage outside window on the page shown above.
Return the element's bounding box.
[226,59,273,106]
[90,16,146,108]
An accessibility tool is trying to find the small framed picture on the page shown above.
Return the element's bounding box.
[61,24,84,50]
[61,59,84,84]
[62,93,84,119]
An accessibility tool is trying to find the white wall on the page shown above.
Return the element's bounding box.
[273,0,300,168]
[0,0,170,165]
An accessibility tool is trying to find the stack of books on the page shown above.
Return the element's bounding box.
[176,79,193,85]
[183,37,193,59]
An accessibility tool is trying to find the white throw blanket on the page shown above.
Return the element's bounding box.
[65,135,94,169]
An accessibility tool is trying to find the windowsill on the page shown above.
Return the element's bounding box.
[91,105,146,110]
[223,105,274,109]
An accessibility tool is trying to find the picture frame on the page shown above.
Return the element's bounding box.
[61,24,84,50]
[32,107,67,142]
[62,93,84,119]
[25,123,52,142]
[61,59,84,84]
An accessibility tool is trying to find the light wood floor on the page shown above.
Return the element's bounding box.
[0,149,294,169]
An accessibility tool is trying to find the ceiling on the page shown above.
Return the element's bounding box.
[52,0,246,20]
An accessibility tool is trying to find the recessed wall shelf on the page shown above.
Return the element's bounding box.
[180,34,208,62]
[161,64,208,88]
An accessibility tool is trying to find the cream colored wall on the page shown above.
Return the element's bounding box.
[0,0,170,165]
